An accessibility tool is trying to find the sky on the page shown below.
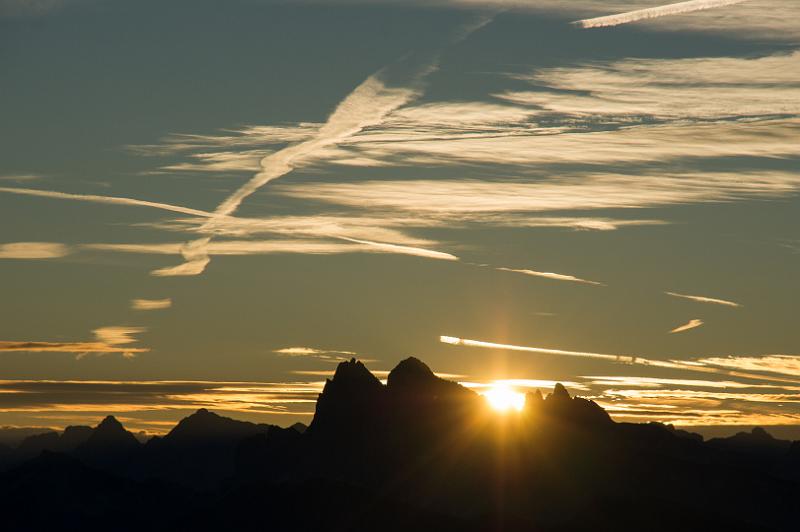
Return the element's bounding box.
[1,0,799,435]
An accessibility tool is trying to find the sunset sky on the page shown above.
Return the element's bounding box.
[1,0,799,435]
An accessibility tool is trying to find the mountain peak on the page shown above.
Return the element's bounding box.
[75,414,140,462]
[165,408,268,446]
[751,427,774,440]
[529,383,612,428]
[331,358,382,388]
[387,357,436,389]
[97,415,124,430]
[550,383,571,401]
[308,359,384,435]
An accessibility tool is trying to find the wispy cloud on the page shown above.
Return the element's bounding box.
[440,335,800,386]
[0,378,326,431]
[150,15,495,277]
[670,319,704,334]
[274,346,359,363]
[165,66,434,277]
[666,291,740,307]
[273,166,800,215]
[0,326,149,359]
[131,298,172,311]
[583,375,797,390]
[0,341,147,355]
[696,355,800,378]
[496,266,604,286]
[83,237,457,263]
[573,0,749,28]
[500,51,800,121]
[0,242,70,259]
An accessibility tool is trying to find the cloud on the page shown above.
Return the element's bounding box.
[92,326,144,346]
[583,375,797,390]
[84,237,457,264]
[461,378,588,391]
[499,51,800,121]
[274,167,800,214]
[695,355,800,378]
[169,60,438,277]
[573,0,749,29]
[0,242,70,259]
[0,379,327,431]
[666,291,741,307]
[496,266,604,286]
[0,341,148,355]
[131,298,172,311]
[440,335,800,386]
[0,327,149,359]
[670,319,704,334]
[318,118,800,169]
[440,336,800,427]
[149,15,495,277]
[274,346,359,363]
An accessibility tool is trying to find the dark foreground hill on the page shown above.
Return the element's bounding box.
[2,357,799,532]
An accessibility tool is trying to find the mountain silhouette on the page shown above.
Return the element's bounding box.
[1,357,799,531]
[139,407,278,487]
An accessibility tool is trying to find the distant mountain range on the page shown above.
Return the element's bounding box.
[2,357,799,531]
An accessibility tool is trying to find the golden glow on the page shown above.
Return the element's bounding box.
[483,383,525,413]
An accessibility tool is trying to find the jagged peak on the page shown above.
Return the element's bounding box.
[526,389,544,406]
[751,427,774,440]
[550,383,571,401]
[96,415,126,432]
[387,356,436,388]
[330,358,382,387]
[186,408,218,420]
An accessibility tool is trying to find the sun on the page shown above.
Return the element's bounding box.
[483,383,526,413]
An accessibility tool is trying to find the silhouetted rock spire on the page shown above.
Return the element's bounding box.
[551,382,571,401]
[525,383,612,428]
[308,358,385,435]
[386,356,436,389]
[76,416,140,463]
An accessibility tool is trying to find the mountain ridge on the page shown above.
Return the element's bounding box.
[2,357,800,531]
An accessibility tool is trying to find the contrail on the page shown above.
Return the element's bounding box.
[0,188,457,263]
[156,74,427,276]
[440,335,800,386]
[336,236,458,261]
[0,187,214,218]
[2,17,492,276]
[670,318,704,333]
[161,15,495,276]
[496,266,604,286]
[574,0,749,29]
[666,291,740,308]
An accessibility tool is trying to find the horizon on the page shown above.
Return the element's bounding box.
[2,0,800,443]
[3,355,800,441]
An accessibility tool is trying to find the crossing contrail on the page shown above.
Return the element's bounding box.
[574,0,748,29]
[158,15,495,276]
